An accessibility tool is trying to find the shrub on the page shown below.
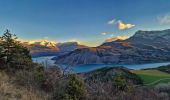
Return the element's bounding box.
[14,63,46,90]
[112,74,127,91]
[64,74,86,100]
[53,74,86,100]
[34,64,47,88]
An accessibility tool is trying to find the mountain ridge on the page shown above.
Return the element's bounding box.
[54,29,170,65]
[23,40,88,57]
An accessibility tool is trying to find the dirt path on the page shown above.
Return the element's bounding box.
[145,78,170,86]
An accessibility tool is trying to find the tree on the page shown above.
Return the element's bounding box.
[112,74,127,91]
[63,74,86,100]
[0,29,31,66]
[0,43,4,58]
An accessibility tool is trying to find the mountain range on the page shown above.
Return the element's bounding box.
[23,40,87,57]
[54,29,170,65]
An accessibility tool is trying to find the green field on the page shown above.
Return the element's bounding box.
[132,70,170,86]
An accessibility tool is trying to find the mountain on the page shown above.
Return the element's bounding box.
[54,29,170,65]
[28,40,57,47]
[23,40,88,57]
[105,36,129,42]
[57,42,87,52]
[23,40,59,57]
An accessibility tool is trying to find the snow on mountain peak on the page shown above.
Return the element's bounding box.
[28,40,57,47]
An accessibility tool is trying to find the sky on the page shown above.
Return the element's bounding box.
[0,0,170,46]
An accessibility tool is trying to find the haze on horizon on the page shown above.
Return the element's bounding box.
[0,0,170,46]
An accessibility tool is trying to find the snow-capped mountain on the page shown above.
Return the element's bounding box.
[28,40,57,48]
[23,40,88,57]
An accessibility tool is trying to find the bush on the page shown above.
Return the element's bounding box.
[34,64,47,88]
[64,74,86,100]
[14,63,46,90]
[112,74,127,91]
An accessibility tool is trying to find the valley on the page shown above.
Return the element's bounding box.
[2,1,170,99]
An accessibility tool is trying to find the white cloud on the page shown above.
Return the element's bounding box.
[158,14,170,25]
[108,19,135,30]
[118,20,135,30]
[108,19,116,24]
[101,32,107,35]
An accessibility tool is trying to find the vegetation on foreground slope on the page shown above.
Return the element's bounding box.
[0,70,47,100]
[0,30,170,100]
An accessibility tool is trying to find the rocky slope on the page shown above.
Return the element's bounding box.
[54,29,170,65]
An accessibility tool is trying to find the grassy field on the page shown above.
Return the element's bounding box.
[132,70,170,86]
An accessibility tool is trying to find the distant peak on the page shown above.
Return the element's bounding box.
[105,36,129,43]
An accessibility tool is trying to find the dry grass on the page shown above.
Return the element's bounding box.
[0,71,48,100]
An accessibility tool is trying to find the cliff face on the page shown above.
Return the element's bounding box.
[54,29,170,65]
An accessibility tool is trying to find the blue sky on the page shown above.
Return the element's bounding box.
[0,0,170,46]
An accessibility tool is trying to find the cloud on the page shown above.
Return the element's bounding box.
[101,32,108,35]
[118,20,135,30]
[108,19,116,24]
[158,14,170,25]
[105,35,129,42]
[108,19,135,30]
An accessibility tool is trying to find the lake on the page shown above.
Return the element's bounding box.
[32,56,170,73]
[33,56,56,67]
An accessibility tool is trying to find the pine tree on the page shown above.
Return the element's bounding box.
[0,29,31,65]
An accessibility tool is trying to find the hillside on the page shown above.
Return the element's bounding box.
[0,71,47,100]
[83,67,143,85]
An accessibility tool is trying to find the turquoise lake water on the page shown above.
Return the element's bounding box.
[33,56,170,73]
